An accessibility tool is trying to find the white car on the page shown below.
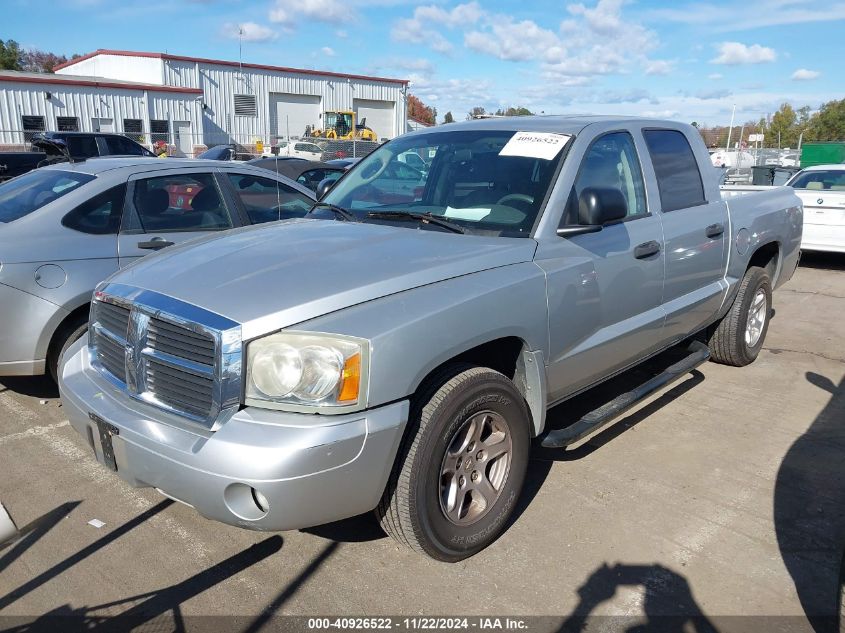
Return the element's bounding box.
[711,150,755,169]
[273,141,323,161]
[786,164,845,253]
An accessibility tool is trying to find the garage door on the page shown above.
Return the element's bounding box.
[354,99,395,141]
[270,93,321,140]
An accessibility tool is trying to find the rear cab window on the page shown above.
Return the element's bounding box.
[643,129,706,212]
[0,169,96,223]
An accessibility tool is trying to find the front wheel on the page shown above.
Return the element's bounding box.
[376,365,530,562]
[708,266,772,366]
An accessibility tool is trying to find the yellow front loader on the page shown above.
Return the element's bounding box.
[311,111,377,141]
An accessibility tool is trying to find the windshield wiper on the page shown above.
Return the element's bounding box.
[366,211,465,234]
[309,202,358,222]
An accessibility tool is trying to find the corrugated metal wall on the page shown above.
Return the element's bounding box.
[0,80,201,147]
[162,59,407,144]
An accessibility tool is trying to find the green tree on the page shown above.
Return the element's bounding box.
[770,103,798,148]
[495,106,533,116]
[806,99,845,141]
[467,106,486,120]
[443,111,454,124]
[0,39,22,70]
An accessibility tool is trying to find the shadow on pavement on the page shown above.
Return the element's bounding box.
[774,371,845,633]
[0,499,173,610]
[2,536,283,633]
[559,562,718,633]
[0,375,59,400]
[0,501,81,571]
[798,252,845,272]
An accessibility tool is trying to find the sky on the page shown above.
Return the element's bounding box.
[5,0,845,125]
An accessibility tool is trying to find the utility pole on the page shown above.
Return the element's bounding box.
[725,104,736,154]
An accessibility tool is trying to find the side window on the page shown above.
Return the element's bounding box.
[226,173,313,223]
[570,132,647,222]
[103,135,145,156]
[62,184,127,235]
[643,129,706,212]
[66,135,99,159]
[130,173,233,232]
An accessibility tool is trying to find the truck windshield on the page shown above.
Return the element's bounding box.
[322,129,569,237]
[0,169,95,223]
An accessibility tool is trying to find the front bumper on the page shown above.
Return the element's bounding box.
[60,337,409,531]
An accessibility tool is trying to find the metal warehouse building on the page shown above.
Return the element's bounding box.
[0,49,408,155]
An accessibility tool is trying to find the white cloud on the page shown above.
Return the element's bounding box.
[711,42,776,65]
[708,73,723,80]
[391,2,482,54]
[791,68,820,81]
[321,46,336,57]
[465,18,560,62]
[645,60,674,75]
[270,0,347,25]
[221,22,277,42]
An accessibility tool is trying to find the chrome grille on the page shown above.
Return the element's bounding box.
[145,358,214,419]
[94,328,127,382]
[96,301,130,339]
[147,317,215,365]
[88,284,242,430]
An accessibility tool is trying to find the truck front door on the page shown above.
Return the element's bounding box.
[642,129,729,342]
[537,131,666,402]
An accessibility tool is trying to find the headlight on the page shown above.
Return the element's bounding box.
[245,332,368,411]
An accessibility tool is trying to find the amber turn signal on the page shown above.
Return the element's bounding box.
[338,353,361,403]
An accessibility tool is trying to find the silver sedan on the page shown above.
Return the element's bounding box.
[0,157,316,381]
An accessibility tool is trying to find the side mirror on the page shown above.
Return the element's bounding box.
[557,187,628,237]
[316,177,336,200]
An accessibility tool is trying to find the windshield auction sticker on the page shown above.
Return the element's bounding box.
[499,132,572,160]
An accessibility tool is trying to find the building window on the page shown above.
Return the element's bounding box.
[234,94,257,117]
[56,116,80,132]
[21,115,46,141]
[123,118,144,142]
[150,119,170,144]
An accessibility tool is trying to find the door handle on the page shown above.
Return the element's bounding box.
[705,223,725,238]
[634,240,661,259]
[137,237,174,250]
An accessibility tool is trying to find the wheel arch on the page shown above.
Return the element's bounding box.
[409,337,547,437]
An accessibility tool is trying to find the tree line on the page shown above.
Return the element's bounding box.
[1,38,81,73]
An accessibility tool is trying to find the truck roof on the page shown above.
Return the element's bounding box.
[405,114,681,137]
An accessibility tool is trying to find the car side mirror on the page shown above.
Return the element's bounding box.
[316,177,336,200]
[556,187,628,237]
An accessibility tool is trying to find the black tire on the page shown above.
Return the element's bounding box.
[376,365,530,562]
[48,314,88,384]
[708,266,772,367]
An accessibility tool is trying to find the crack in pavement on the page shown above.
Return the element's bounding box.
[781,288,845,300]
[764,347,845,364]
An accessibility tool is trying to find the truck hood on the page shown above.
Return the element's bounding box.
[112,219,537,338]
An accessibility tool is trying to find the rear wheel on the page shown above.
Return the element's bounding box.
[48,314,88,384]
[376,365,530,562]
[708,266,772,367]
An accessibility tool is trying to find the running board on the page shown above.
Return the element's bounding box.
[538,340,710,449]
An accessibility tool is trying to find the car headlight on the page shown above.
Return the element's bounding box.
[245,332,368,411]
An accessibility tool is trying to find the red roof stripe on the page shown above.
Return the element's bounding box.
[54,49,409,85]
[0,73,203,94]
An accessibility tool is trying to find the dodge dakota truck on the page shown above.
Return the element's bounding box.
[60,116,803,561]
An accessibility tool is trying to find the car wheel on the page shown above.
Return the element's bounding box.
[708,266,772,367]
[48,314,88,384]
[376,365,530,562]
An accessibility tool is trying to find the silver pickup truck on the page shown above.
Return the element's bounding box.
[60,116,802,562]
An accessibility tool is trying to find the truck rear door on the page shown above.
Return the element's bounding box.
[642,128,729,342]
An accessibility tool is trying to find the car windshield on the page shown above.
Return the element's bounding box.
[0,169,96,223]
[787,169,845,190]
[322,129,569,237]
